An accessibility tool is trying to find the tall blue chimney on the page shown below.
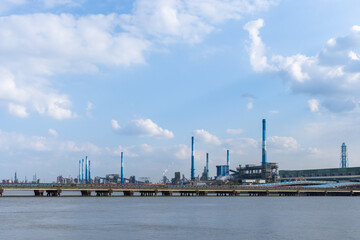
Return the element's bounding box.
[227,150,230,175]
[191,136,195,180]
[206,153,209,180]
[81,158,84,183]
[262,119,267,164]
[85,156,88,184]
[121,152,124,184]
[88,160,91,183]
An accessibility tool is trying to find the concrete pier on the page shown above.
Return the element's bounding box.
[1,183,360,197]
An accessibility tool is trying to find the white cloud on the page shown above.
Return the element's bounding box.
[127,0,276,44]
[244,19,360,113]
[112,118,174,139]
[8,103,28,118]
[243,19,273,72]
[308,99,319,113]
[111,119,121,130]
[0,1,276,119]
[226,128,244,135]
[48,128,58,137]
[194,129,221,145]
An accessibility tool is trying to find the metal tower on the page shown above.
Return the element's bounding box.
[206,153,209,180]
[191,136,195,180]
[341,142,348,168]
[262,119,267,164]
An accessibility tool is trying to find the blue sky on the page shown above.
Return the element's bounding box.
[1,0,360,182]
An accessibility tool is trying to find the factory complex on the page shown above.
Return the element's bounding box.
[72,119,359,186]
[3,119,358,186]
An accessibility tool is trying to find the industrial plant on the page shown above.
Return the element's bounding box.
[3,119,359,188]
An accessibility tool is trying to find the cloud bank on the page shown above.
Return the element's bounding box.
[244,19,360,113]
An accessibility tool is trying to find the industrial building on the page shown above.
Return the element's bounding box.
[280,142,359,182]
[230,119,279,183]
[216,150,230,179]
[279,167,360,181]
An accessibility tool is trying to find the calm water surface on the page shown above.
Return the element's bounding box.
[0,196,359,240]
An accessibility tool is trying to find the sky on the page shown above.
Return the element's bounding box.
[1,0,360,182]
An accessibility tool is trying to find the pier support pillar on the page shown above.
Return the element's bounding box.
[198,191,208,196]
[34,190,44,196]
[161,191,173,196]
[81,190,92,196]
[96,190,113,196]
[123,190,134,196]
[46,190,61,197]
[0,188,3,197]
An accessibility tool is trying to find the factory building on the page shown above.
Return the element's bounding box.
[216,165,229,178]
[230,119,279,183]
[231,163,279,183]
[279,167,360,181]
[280,142,359,182]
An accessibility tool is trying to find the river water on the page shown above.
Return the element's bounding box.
[0,196,358,240]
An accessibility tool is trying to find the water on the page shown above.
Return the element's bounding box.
[1,196,359,240]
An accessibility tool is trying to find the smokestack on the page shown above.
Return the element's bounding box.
[121,152,124,184]
[88,160,91,183]
[191,136,195,180]
[78,160,81,183]
[85,156,88,184]
[227,150,230,175]
[262,119,267,165]
[206,153,209,180]
[81,158,84,183]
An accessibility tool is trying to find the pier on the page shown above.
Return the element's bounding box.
[1,183,360,197]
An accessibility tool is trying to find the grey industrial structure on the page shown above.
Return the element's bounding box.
[230,119,279,183]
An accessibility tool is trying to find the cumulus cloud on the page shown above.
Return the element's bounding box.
[194,129,221,145]
[8,103,28,118]
[126,0,276,44]
[0,1,276,119]
[244,19,360,113]
[111,119,121,130]
[112,118,174,139]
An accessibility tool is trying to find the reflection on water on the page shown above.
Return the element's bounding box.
[0,197,359,240]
